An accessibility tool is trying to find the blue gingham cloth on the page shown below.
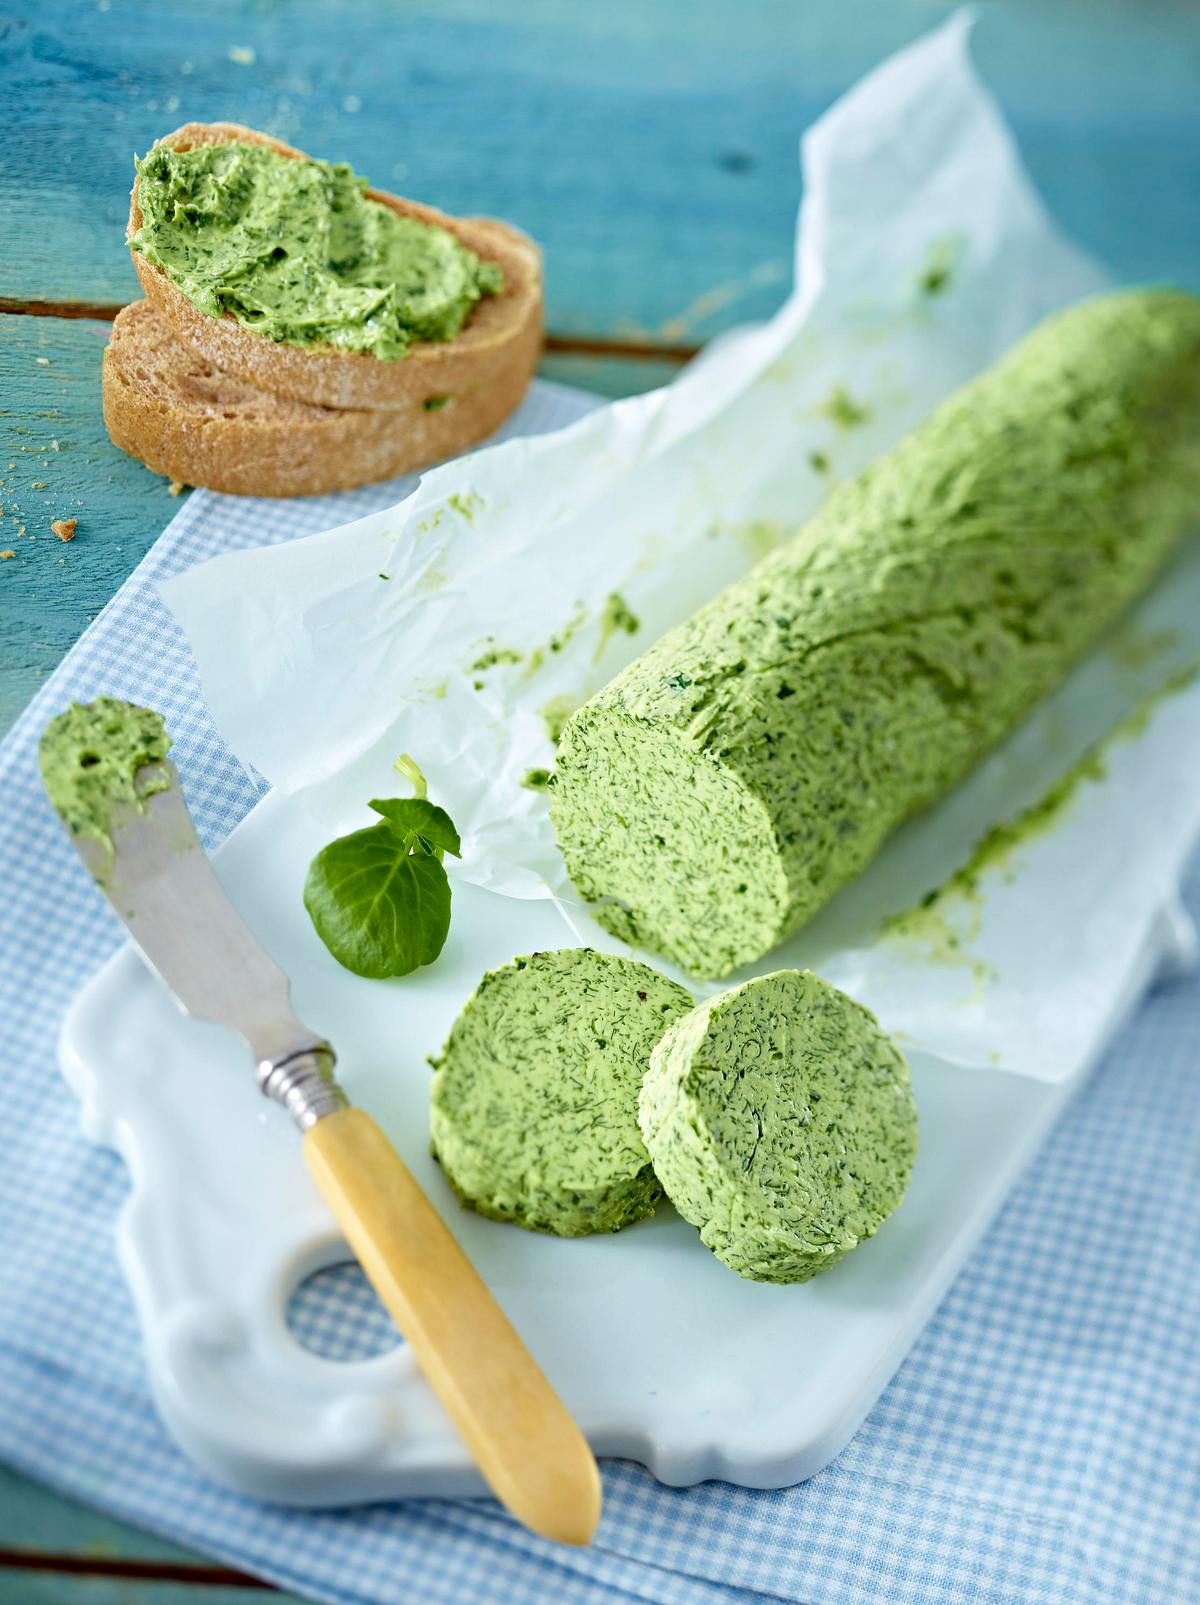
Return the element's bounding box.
[2,385,1199,1605]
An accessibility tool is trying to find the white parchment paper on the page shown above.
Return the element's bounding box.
[164,13,1200,1082]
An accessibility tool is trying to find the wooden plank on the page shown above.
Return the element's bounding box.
[0,1577,276,1604]
[0,312,190,734]
[0,1468,304,1599]
[1,0,807,333]
[0,1566,276,1602]
[538,350,682,400]
[0,1468,198,1562]
[3,0,1199,339]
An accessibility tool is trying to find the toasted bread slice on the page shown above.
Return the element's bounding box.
[103,300,519,497]
[128,122,543,413]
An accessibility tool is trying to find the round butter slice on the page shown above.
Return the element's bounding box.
[639,969,917,1283]
[429,948,694,1237]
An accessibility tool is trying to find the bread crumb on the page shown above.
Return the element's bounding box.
[228,44,256,64]
[31,481,48,489]
[168,480,187,496]
[0,550,14,560]
[50,440,60,451]
[36,357,50,366]
[52,518,77,542]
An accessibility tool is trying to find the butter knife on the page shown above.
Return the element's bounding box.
[42,704,601,1546]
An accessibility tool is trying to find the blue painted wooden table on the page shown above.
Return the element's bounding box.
[2,0,1197,1596]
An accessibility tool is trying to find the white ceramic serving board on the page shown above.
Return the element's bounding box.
[60,787,1193,1503]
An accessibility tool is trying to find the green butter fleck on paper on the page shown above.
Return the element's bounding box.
[882,660,1200,976]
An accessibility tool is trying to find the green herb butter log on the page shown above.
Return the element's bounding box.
[551,290,1200,977]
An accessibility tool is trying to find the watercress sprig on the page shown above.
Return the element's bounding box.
[303,795,462,979]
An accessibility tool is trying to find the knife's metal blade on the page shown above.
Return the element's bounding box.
[76,762,315,1067]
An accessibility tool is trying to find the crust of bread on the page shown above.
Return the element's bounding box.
[102,300,519,497]
[128,121,543,413]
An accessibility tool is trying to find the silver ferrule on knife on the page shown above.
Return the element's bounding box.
[257,1040,347,1130]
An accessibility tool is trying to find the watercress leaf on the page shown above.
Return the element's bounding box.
[303,821,452,979]
[369,797,462,858]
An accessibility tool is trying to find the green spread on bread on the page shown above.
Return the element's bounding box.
[131,140,503,359]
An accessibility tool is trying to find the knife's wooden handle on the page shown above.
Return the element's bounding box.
[303,1107,601,1545]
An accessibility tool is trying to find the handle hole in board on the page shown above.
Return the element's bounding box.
[285,1260,403,1363]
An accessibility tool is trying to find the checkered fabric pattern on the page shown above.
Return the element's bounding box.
[288,1263,401,1364]
[2,381,1199,1605]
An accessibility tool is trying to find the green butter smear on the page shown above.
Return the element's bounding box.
[552,290,1200,978]
[131,141,503,359]
[881,659,1200,975]
[40,699,172,875]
